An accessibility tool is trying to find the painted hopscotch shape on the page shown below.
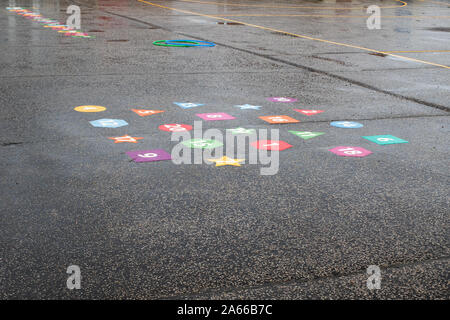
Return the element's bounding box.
[330,121,363,129]
[289,131,325,140]
[132,109,164,117]
[174,102,204,109]
[159,124,193,132]
[196,113,235,121]
[126,149,172,163]
[362,135,408,145]
[207,156,245,167]
[259,115,299,124]
[181,139,223,149]
[90,119,128,128]
[227,127,256,135]
[74,105,106,112]
[251,140,292,151]
[267,97,297,103]
[294,109,324,116]
[109,135,143,143]
[234,104,261,110]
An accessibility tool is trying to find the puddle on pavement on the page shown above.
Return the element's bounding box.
[394,27,410,33]
[270,31,297,38]
[427,27,450,32]
[310,55,348,66]
[369,52,387,57]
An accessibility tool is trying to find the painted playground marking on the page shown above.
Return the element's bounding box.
[207,156,245,167]
[363,135,408,145]
[251,140,292,151]
[181,138,224,149]
[132,109,164,116]
[259,115,299,124]
[109,135,143,143]
[196,112,236,121]
[74,105,106,112]
[329,146,372,157]
[289,131,325,140]
[6,7,94,39]
[330,121,363,128]
[90,119,128,128]
[227,127,256,135]
[267,97,298,103]
[70,94,414,171]
[174,102,204,109]
[294,109,324,116]
[126,149,172,162]
[234,104,262,110]
[159,124,193,132]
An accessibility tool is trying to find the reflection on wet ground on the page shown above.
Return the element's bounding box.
[1,0,449,300]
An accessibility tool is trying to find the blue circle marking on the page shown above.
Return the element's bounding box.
[330,121,363,128]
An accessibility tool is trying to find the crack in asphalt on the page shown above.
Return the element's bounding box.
[1,142,24,146]
[163,256,450,299]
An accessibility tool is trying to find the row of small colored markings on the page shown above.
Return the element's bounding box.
[75,97,408,165]
[6,7,93,39]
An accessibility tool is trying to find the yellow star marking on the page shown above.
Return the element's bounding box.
[207,156,245,167]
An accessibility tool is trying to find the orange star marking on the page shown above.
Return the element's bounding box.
[207,156,245,167]
[108,135,143,143]
[132,109,164,117]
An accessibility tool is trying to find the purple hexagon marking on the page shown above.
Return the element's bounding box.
[126,149,172,163]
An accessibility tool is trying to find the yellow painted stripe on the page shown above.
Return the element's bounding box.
[212,14,450,19]
[172,0,408,10]
[137,0,450,69]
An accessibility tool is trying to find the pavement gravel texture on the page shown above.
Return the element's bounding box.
[0,0,448,299]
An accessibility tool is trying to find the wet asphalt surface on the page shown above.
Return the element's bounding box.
[0,0,449,299]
